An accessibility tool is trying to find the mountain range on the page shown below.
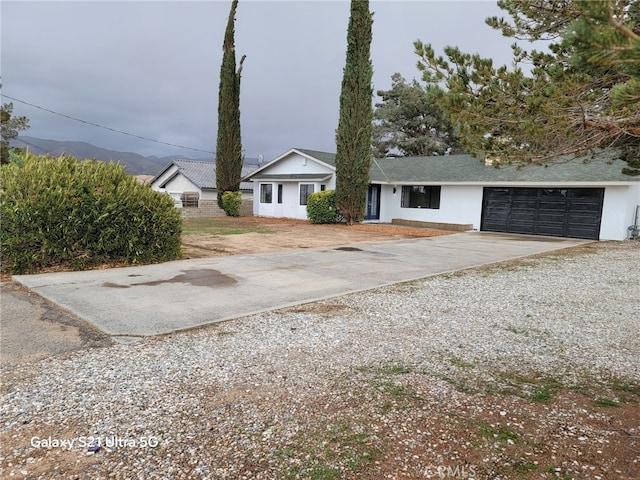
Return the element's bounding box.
[11,136,216,175]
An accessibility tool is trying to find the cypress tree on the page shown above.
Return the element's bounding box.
[335,0,374,224]
[216,0,246,208]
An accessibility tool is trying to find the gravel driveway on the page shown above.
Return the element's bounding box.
[1,241,638,479]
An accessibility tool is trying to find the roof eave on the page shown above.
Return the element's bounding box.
[290,148,336,170]
[369,180,638,186]
[243,148,336,181]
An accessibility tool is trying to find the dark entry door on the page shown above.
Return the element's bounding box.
[365,185,381,220]
[481,187,604,240]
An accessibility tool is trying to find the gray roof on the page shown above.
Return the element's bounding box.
[244,148,638,185]
[250,173,333,182]
[153,159,257,191]
[294,148,336,167]
[174,159,216,189]
[370,153,640,184]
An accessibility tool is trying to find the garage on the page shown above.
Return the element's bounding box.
[481,187,605,240]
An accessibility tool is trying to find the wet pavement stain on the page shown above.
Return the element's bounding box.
[334,246,363,252]
[102,282,130,289]
[102,269,237,289]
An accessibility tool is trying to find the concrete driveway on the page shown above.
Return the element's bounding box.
[13,232,588,339]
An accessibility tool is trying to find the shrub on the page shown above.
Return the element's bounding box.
[306,190,337,224]
[221,190,243,217]
[0,152,182,274]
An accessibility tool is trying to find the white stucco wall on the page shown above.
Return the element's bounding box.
[262,153,334,175]
[150,165,178,192]
[600,185,640,240]
[378,184,483,229]
[151,166,201,196]
[254,181,334,220]
[378,183,639,240]
[251,151,336,219]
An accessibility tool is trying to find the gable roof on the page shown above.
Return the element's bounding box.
[293,148,336,167]
[152,159,256,191]
[244,148,336,181]
[370,153,640,185]
[244,148,638,185]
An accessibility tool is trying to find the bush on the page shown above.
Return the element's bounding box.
[221,190,243,217]
[306,190,337,224]
[0,152,182,274]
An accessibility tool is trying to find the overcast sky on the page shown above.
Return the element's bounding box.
[2,1,528,161]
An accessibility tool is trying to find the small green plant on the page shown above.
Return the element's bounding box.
[284,422,381,479]
[592,398,619,407]
[306,190,337,224]
[512,460,538,473]
[497,372,563,403]
[529,378,562,403]
[378,362,415,375]
[477,422,520,443]
[447,355,476,369]
[221,190,242,217]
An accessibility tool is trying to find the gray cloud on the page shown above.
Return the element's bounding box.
[2,1,520,160]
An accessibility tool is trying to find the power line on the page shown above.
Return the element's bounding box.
[3,94,216,156]
[12,137,49,154]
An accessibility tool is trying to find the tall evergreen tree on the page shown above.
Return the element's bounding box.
[0,102,29,165]
[335,0,374,224]
[1,81,30,165]
[216,0,246,208]
[415,0,640,174]
[373,73,459,157]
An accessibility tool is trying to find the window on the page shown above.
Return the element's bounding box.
[299,184,314,205]
[401,186,441,209]
[260,184,273,203]
[181,192,199,208]
[320,184,326,191]
[277,184,283,204]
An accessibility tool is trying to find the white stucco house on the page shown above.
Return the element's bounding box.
[244,148,640,241]
[150,159,256,216]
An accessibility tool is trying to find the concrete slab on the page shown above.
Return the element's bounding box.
[13,232,588,337]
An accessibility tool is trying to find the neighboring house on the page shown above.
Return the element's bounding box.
[245,148,640,241]
[150,159,256,217]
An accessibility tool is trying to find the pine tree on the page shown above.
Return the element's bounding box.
[334,0,374,225]
[415,0,640,174]
[216,0,246,208]
[373,73,459,157]
[1,80,30,165]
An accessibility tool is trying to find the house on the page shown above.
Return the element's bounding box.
[244,148,337,219]
[244,148,640,241]
[150,159,256,217]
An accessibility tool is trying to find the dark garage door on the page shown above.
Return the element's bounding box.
[481,187,604,240]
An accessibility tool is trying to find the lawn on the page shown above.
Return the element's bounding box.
[181,217,276,237]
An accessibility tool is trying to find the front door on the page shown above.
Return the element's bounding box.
[365,184,381,220]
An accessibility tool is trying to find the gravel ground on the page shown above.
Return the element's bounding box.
[1,241,639,479]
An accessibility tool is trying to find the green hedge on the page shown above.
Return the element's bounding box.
[0,152,182,274]
[221,190,243,217]
[306,190,337,224]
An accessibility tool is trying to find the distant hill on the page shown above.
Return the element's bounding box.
[11,136,215,175]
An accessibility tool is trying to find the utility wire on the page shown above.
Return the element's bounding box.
[3,94,216,156]
[12,137,49,154]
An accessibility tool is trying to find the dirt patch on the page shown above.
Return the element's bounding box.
[181,216,451,258]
